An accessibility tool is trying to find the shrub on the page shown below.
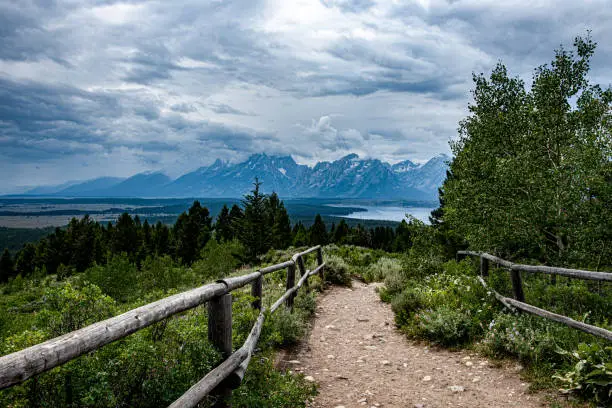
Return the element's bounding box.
[193,239,245,281]
[1,329,47,355]
[232,352,317,407]
[363,257,402,283]
[391,287,426,327]
[324,245,384,268]
[263,308,306,347]
[382,266,407,295]
[36,282,117,336]
[323,254,351,286]
[139,255,194,293]
[260,247,300,266]
[554,343,612,404]
[481,313,567,364]
[295,290,317,316]
[413,305,475,346]
[85,254,139,302]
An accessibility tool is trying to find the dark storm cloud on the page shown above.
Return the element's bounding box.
[0,0,611,190]
[0,78,122,133]
[121,47,188,85]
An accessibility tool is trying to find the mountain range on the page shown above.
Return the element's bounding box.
[20,153,450,199]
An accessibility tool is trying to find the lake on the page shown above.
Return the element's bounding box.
[327,204,435,223]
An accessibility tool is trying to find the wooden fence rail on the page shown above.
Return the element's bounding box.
[458,251,612,282]
[0,246,326,408]
[458,251,612,342]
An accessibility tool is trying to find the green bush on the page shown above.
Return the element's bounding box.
[391,287,426,326]
[263,308,307,347]
[481,313,568,364]
[85,254,139,302]
[35,282,117,336]
[554,343,612,404]
[295,290,317,316]
[193,239,245,281]
[382,264,408,295]
[232,352,317,407]
[323,254,351,286]
[324,245,385,268]
[363,257,402,283]
[381,260,499,347]
[412,305,476,346]
[139,255,195,294]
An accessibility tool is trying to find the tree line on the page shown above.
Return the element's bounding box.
[440,33,611,269]
[0,180,422,282]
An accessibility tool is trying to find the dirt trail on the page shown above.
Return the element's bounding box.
[282,281,550,408]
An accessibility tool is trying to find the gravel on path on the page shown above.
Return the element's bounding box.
[281,281,549,408]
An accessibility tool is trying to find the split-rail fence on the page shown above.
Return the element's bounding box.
[458,251,612,341]
[0,245,326,407]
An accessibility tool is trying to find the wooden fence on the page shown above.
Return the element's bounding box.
[0,245,326,408]
[457,251,612,341]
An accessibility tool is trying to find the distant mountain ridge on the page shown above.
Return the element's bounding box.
[21,153,451,199]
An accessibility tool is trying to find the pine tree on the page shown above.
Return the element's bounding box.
[333,219,350,243]
[137,219,153,264]
[393,220,413,252]
[292,222,309,247]
[272,202,292,249]
[215,205,233,242]
[228,204,244,239]
[45,227,67,274]
[0,248,15,282]
[239,179,272,262]
[15,243,36,276]
[309,214,328,245]
[173,201,212,264]
[266,193,292,249]
[153,221,170,255]
[113,213,139,256]
[66,215,99,272]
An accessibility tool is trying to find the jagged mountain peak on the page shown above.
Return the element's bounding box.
[22,153,449,199]
[209,158,227,169]
[428,153,451,162]
[392,159,418,173]
[339,153,359,161]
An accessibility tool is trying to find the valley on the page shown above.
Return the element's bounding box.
[0,197,436,229]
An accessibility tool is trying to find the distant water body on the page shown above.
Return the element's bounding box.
[327,204,435,223]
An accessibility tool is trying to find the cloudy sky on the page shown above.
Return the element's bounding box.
[1,0,611,191]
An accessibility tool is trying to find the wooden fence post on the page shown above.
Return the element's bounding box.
[208,294,233,408]
[297,255,308,290]
[251,275,262,310]
[285,264,296,310]
[509,269,525,302]
[480,257,489,277]
[316,247,325,285]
